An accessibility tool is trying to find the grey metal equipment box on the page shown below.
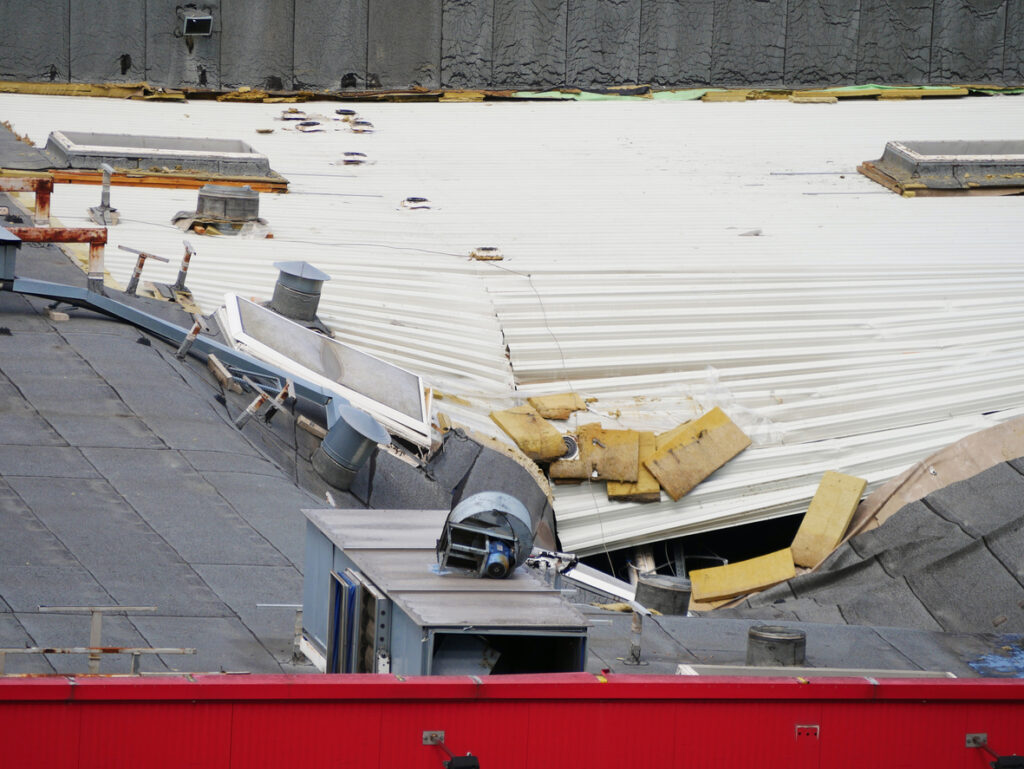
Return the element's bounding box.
[302,508,588,676]
[0,227,20,282]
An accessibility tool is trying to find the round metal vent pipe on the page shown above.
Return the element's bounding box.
[635,574,692,615]
[197,184,259,220]
[746,625,806,666]
[271,260,331,322]
[312,405,390,490]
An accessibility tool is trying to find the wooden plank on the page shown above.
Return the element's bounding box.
[644,407,751,501]
[549,423,639,482]
[489,404,566,461]
[48,169,288,194]
[689,548,796,603]
[607,431,660,502]
[527,392,587,420]
[791,471,867,568]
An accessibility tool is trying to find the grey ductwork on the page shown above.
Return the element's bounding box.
[271,260,331,323]
[312,404,390,490]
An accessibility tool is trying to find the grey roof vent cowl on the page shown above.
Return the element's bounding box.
[312,405,390,490]
[271,260,331,323]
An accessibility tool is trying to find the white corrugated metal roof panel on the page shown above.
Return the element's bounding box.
[4,93,1023,556]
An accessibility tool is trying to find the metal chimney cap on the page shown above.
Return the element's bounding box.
[274,261,332,282]
[0,227,21,245]
[335,404,391,445]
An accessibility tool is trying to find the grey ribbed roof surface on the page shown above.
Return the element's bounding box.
[720,460,1024,638]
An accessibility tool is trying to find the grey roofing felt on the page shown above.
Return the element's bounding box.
[723,460,1024,638]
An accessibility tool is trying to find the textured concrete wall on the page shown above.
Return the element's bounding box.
[493,0,567,88]
[5,0,1024,90]
[712,0,787,86]
[568,0,643,86]
[785,0,860,86]
[930,0,1006,83]
[856,0,932,85]
[639,0,713,86]
[442,0,492,88]
[0,0,69,82]
[368,0,442,88]
[69,0,147,83]
[220,0,295,90]
[294,0,369,90]
[146,0,222,89]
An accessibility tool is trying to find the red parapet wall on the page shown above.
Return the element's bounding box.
[1,673,1022,768]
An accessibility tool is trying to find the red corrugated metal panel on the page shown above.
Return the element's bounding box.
[1,674,1022,769]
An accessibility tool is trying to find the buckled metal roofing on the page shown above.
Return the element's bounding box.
[2,93,1023,559]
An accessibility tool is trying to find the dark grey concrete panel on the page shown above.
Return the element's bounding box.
[805,623,919,670]
[69,0,146,83]
[856,0,932,84]
[426,430,483,492]
[199,470,320,566]
[0,446,98,479]
[46,414,164,450]
[8,476,184,567]
[784,0,860,86]
[493,0,568,88]
[221,0,296,90]
[367,451,451,510]
[441,0,493,88]
[567,0,642,86]
[294,0,369,90]
[145,0,222,89]
[639,0,714,86]
[93,561,230,617]
[0,480,76,568]
[83,447,290,567]
[0,615,54,674]
[133,615,282,673]
[0,0,69,82]
[837,576,944,631]
[368,0,442,88]
[17,613,162,675]
[0,565,112,613]
[1004,1,1024,83]
[192,564,304,662]
[183,449,282,475]
[711,0,787,85]
[930,0,1007,83]
[924,462,1024,538]
[874,626,995,677]
[907,540,1024,633]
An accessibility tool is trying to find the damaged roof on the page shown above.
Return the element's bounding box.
[2,93,1023,558]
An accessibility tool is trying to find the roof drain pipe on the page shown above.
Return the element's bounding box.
[313,401,391,491]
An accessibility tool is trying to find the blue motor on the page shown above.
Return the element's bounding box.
[483,540,513,579]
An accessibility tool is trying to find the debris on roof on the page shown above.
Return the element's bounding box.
[526,392,587,420]
[690,548,797,603]
[644,407,751,501]
[790,471,867,568]
[489,404,567,461]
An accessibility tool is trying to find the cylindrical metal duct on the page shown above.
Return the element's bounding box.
[635,574,691,616]
[197,184,259,220]
[746,625,806,667]
[437,491,540,578]
[312,405,390,490]
[271,260,331,322]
